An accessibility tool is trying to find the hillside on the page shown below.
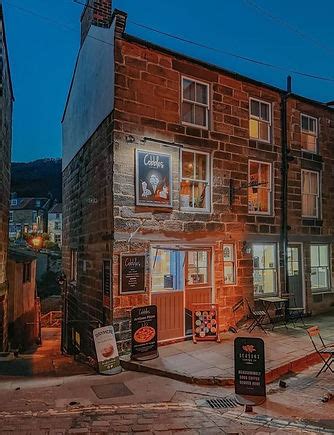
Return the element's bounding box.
[11,158,62,201]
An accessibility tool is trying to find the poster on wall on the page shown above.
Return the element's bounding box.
[103,260,112,309]
[135,149,172,207]
[192,303,220,343]
[120,253,146,294]
[93,325,122,375]
[131,305,158,361]
[234,337,266,402]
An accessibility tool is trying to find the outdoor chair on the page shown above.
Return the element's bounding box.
[230,298,245,333]
[281,292,305,327]
[307,326,334,377]
[245,298,267,333]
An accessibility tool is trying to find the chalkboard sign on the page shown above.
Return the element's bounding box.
[234,337,266,399]
[103,260,111,309]
[192,303,220,343]
[120,253,146,294]
[131,305,158,361]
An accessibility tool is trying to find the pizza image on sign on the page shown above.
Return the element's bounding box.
[134,326,156,344]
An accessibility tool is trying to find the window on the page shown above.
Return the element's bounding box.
[56,213,60,219]
[36,199,41,208]
[54,221,61,230]
[302,170,320,218]
[248,161,272,214]
[151,249,184,291]
[249,98,271,142]
[301,114,318,153]
[253,244,277,295]
[182,77,209,128]
[9,211,13,222]
[180,150,210,211]
[223,244,236,285]
[32,211,37,222]
[187,250,209,285]
[311,244,330,291]
[10,199,17,206]
[70,249,78,282]
[23,263,31,283]
[54,235,61,244]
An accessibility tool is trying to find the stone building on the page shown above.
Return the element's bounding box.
[0,1,13,351]
[62,1,334,357]
[48,203,62,246]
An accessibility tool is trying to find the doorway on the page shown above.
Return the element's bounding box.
[287,244,304,310]
[150,247,212,342]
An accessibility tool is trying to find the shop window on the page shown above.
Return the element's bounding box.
[301,114,318,153]
[302,169,320,218]
[311,244,330,291]
[249,98,271,142]
[23,262,31,283]
[253,244,277,296]
[248,160,272,214]
[70,249,78,282]
[187,251,209,285]
[151,249,184,291]
[223,244,236,285]
[180,150,210,211]
[181,77,209,128]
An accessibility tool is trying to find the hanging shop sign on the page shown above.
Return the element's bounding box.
[135,149,172,207]
[192,303,220,343]
[103,260,112,309]
[234,337,266,400]
[93,325,122,375]
[131,305,158,361]
[120,253,146,294]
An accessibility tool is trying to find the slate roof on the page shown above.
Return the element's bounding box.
[10,198,49,211]
[48,203,62,214]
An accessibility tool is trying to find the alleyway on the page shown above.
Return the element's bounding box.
[0,328,93,377]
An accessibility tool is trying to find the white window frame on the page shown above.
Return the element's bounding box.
[249,98,272,143]
[223,244,236,285]
[301,169,320,219]
[301,113,318,153]
[310,244,331,292]
[180,149,211,212]
[181,76,210,129]
[253,243,278,297]
[9,211,13,222]
[248,160,273,215]
[10,199,17,206]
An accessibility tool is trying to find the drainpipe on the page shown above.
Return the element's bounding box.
[281,76,291,294]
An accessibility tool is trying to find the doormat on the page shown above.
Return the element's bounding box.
[91,382,134,399]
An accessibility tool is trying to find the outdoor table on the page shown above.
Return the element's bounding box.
[258,296,288,330]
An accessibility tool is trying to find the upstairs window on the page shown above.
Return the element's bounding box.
[311,244,330,291]
[301,114,318,153]
[180,150,210,212]
[10,199,17,206]
[302,169,320,218]
[54,221,61,230]
[182,77,209,128]
[248,160,272,214]
[249,98,271,142]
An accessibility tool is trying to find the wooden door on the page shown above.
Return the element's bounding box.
[151,291,184,342]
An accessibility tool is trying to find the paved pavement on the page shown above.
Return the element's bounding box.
[0,364,333,434]
[122,311,334,385]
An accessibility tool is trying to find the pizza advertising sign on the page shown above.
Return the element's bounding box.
[93,325,122,375]
[131,305,158,361]
[234,337,266,398]
[135,149,172,207]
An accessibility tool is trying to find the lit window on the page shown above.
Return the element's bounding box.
[301,114,318,153]
[311,244,330,291]
[248,160,272,214]
[151,248,184,291]
[249,98,271,142]
[302,169,320,218]
[180,150,210,211]
[187,250,209,285]
[223,244,236,285]
[253,244,277,296]
[182,77,209,128]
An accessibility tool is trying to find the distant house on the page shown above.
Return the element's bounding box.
[7,249,41,351]
[48,203,62,246]
[9,195,52,240]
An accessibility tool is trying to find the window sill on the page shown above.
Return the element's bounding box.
[302,218,323,227]
[301,150,322,161]
[180,208,211,214]
[181,121,209,130]
[311,289,333,295]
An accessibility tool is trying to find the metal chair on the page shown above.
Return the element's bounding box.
[230,298,245,333]
[307,326,334,377]
[281,292,305,327]
[245,298,267,333]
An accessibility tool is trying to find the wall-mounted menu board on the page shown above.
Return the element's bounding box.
[120,253,146,294]
[192,303,220,343]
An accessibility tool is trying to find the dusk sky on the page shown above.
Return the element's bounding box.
[5,0,334,162]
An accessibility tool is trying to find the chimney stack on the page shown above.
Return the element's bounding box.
[81,0,112,45]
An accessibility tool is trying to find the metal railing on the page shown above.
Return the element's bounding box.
[41,310,62,328]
